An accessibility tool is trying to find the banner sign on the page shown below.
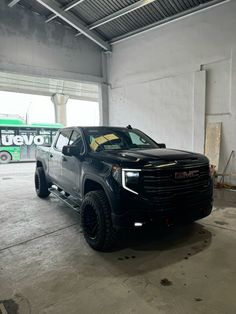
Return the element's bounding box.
[1,135,45,146]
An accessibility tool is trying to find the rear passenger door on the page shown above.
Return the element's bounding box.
[48,130,72,186]
[61,130,84,197]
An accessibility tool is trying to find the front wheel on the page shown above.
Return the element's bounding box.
[0,151,11,164]
[35,167,50,198]
[81,190,117,251]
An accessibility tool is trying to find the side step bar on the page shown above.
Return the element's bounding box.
[49,187,81,212]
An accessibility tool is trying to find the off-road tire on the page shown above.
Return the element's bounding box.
[81,190,117,251]
[0,151,11,164]
[35,167,50,198]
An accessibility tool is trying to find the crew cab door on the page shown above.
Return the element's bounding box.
[48,130,71,186]
[61,129,84,197]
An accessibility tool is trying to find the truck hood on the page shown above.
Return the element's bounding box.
[94,148,208,167]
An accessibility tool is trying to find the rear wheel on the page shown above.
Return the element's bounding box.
[81,190,117,251]
[35,167,50,198]
[0,151,11,164]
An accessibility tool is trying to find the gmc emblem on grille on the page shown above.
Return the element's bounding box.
[175,170,199,179]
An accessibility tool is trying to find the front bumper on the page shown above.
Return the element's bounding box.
[112,201,212,229]
[111,185,213,229]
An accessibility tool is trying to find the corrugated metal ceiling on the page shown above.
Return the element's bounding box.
[10,0,225,47]
[95,0,209,40]
[70,0,139,25]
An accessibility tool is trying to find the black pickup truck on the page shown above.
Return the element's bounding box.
[35,126,213,250]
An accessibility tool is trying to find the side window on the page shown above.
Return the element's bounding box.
[55,131,71,151]
[129,131,149,146]
[69,131,84,154]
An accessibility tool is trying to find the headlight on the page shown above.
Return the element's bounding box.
[126,171,140,178]
[122,169,141,195]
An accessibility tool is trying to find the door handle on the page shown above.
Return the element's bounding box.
[62,156,67,162]
[50,154,53,158]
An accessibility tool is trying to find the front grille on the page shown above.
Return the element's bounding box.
[141,164,210,204]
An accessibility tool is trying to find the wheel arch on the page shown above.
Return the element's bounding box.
[83,176,114,212]
[84,179,103,195]
[35,159,51,184]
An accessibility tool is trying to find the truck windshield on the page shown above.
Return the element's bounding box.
[83,128,159,152]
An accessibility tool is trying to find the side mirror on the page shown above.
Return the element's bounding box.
[158,143,166,149]
[62,145,79,157]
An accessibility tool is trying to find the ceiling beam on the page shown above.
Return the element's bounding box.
[75,0,156,37]
[110,0,230,44]
[45,0,85,23]
[36,0,111,51]
[8,0,21,7]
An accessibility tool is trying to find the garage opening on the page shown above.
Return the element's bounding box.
[0,71,100,164]
[0,91,55,123]
[0,90,100,127]
[67,99,99,126]
[0,70,100,127]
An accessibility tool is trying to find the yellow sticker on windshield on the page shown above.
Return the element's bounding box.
[104,133,119,141]
[95,136,107,145]
[90,133,119,151]
[90,141,99,151]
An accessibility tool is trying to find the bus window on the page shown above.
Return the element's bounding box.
[0,119,62,163]
[39,130,51,145]
[19,128,37,160]
[52,130,57,142]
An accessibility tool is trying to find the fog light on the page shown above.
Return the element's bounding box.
[134,222,143,227]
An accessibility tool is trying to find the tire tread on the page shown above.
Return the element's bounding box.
[35,167,50,198]
[81,190,117,251]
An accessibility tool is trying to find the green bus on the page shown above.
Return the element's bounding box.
[0,117,63,163]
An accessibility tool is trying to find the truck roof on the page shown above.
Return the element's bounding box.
[61,126,133,131]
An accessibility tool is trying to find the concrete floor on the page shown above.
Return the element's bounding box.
[0,163,236,314]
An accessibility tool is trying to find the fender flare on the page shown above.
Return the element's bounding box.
[82,174,116,212]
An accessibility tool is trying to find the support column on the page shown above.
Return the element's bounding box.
[192,70,206,153]
[98,83,109,126]
[51,93,69,126]
[98,51,109,126]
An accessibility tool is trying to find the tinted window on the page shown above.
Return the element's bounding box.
[55,131,71,151]
[84,128,159,152]
[69,130,84,154]
[129,131,150,146]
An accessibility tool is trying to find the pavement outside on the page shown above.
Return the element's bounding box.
[0,163,236,314]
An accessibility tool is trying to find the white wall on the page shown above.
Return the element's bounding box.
[0,0,102,82]
[108,0,236,183]
[109,71,206,152]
